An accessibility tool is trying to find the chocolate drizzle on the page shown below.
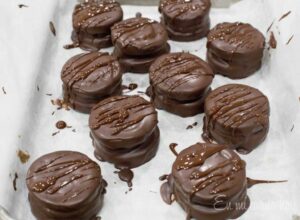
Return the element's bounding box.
[247,178,287,188]
[90,96,157,135]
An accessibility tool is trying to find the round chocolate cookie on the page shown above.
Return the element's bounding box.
[160,142,249,220]
[111,17,169,73]
[203,84,270,154]
[61,52,123,113]
[72,0,123,51]
[159,0,211,41]
[149,53,214,117]
[89,95,160,169]
[206,22,265,79]
[26,151,106,220]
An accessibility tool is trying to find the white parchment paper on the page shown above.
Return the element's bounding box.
[0,0,299,219]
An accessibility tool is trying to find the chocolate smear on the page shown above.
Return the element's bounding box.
[247,178,287,188]
[56,120,67,129]
[52,131,60,136]
[266,20,274,33]
[37,85,40,91]
[269,31,277,49]
[2,86,6,95]
[291,124,294,132]
[13,172,18,191]
[46,93,52,96]
[286,35,294,45]
[17,150,30,164]
[49,21,56,36]
[186,125,193,130]
[18,4,28,8]
[279,11,291,21]
[169,143,178,156]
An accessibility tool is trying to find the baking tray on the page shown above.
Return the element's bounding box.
[0,0,299,219]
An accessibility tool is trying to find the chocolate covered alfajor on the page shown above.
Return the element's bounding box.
[61,52,123,113]
[26,151,106,220]
[159,0,211,41]
[160,143,249,220]
[202,84,270,154]
[89,95,159,172]
[71,0,123,51]
[206,22,265,79]
[149,52,214,117]
[111,17,170,73]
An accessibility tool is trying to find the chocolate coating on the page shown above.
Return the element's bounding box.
[61,52,123,113]
[149,53,214,117]
[203,84,270,154]
[160,143,249,220]
[26,151,106,220]
[206,22,265,79]
[89,95,160,168]
[72,0,123,51]
[159,0,211,41]
[111,17,169,73]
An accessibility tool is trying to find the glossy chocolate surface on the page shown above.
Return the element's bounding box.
[149,53,214,117]
[61,52,122,113]
[203,84,270,154]
[26,151,106,220]
[89,95,159,168]
[206,22,265,79]
[160,143,249,220]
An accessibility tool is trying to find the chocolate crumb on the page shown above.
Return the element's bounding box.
[266,21,274,33]
[13,172,18,191]
[291,124,294,132]
[192,122,198,126]
[17,150,30,164]
[18,4,28,8]
[46,93,52,96]
[136,12,142,18]
[128,83,138,91]
[51,111,55,115]
[279,11,291,21]
[186,125,193,130]
[49,21,56,36]
[286,35,294,45]
[2,86,6,94]
[52,131,60,136]
[268,31,277,49]
[51,99,70,110]
[64,43,79,49]
[56,120,67,129]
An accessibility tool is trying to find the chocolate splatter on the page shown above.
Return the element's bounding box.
[186,125,193,130]
[169,143,178,156]
[13,172,18,191]
[56,120,67,129]
[49,21,56,36]
[247,178,287,188]
[64,43,79,49]
[18,4,28,8]
[286,35,294,45]
[46,93,52,96]
[52,131,60,136]
[291,124,294,132]
[268,31,277,49]
[116,169,134,187]
[2,86,6,94]
[266,20,274,33]
[279,11,291,21]
[17,150,30,164]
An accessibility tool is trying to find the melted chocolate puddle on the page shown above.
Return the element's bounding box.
[247,178,287,188]
[116,169,134,187]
